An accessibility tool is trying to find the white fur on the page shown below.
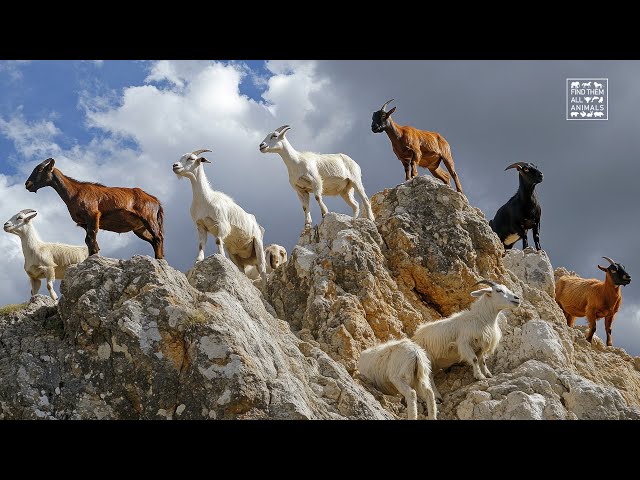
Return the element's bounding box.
[173,152,267,288]
[245,243,287,280]
[412,282,520,399]
[3,209,89,301]
[359,338,437,420]
[259,126,374,227]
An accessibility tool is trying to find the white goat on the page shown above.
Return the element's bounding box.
[259,125,374,228]
[412,280,521,399]
[358,338,437,420]
[245,243,287,280]
[3,209,88,301]
[173,149,267,288]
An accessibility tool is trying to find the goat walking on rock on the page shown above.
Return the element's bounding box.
[371,99,463,191]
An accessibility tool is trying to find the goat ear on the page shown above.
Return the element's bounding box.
[199,157,211,164]
[44,158,55,170]
[470,287,492,298]
[597,265,608,272]
[24,211,37,222]
[387,106,396,116]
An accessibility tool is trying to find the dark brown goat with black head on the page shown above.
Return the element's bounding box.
[25,158,164,259]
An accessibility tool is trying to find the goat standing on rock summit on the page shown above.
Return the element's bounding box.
[555,257,631,347]
[173,149,267,289]
[371,99,463,191]
[489,162,543,250]
[25,158,165,259]
[259,125,374,229]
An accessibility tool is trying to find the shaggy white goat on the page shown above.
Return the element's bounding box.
[245,243,287,280]
[259,125,374,228]
[3,209,88,301]
[359,338,437,420]
[412,280,521,399]
[173,149,267,288]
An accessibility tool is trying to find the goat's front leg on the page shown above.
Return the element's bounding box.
[196,225,208,262]
[458,341,485,380]
[605,315,614,347]
[296,190,312,228]
[85,212,101,255]
[478,351,492,378]
[533,220,541,250]
[410,151,420,178]
[585,308,598,343]
[44,267,58,301]
[215,237,226,257]
[520,228,529,249]
[403,161,411,181]
[29,275,41,297]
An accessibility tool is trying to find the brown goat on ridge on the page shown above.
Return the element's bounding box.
[25,158,164,259]
[555,256,631,346]
[371,99,463,192]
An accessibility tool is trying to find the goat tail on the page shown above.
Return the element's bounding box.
[414,348,437,420]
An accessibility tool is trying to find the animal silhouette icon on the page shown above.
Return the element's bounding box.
[594,112,604,117]
[585,97,592,103]
[591,96,599,103]
[594,82,604,88]
[598,97,604,103]
[582,82,592,88]
[570,112,579,118]
[586,112,594,117]
[580,112,587,117]
[571,81,581,88]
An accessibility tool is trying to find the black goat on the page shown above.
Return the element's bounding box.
[489,162,543,250]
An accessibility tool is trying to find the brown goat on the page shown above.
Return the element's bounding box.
[555,256,631,346]
[371,99,463,192]
[25,158,164,259]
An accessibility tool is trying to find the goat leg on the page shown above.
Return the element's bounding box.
[605,315,614,347]
[533,221,541,250]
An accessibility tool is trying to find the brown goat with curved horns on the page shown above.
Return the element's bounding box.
[555,256,631,346]
[25,158,164,259]
[371,99,463,192]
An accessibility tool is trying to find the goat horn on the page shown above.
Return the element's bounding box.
[505,162,527,171]
[275,125,290,133]
[602,256,616,265]
[19,209,36,215]
[472,279,497,288]
[380,99,394,112]
[191,149,212,157]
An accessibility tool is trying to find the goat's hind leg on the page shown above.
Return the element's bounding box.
[340,185,359,218]
[390,375,418,420]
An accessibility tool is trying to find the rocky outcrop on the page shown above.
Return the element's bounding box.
[0,255,389,419]
[2,175,639,420]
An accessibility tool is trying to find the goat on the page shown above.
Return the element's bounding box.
[358,338,437,420]
[489,162,543,250]
[173,149,267,288]
[371,99,463,191]
[245,243,287,280]
[555,256,631,347]
[25,158,164,259]
[3,209,88,301]
[412,280,521,399]
[259,126,374,229]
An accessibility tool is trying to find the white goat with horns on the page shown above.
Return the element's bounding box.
[4,209,89,301]
[173,149,267,288]
[412,280,521,400]
[259,125,374,228]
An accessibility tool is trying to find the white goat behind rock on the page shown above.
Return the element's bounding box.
[412,280,521,400]
[246,243,287,280]
[173,149,267,288]
[359,338,437,420]
[3,209,88,301]
[259,125,374,228]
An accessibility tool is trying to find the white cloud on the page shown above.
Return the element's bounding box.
[0,60,31,81]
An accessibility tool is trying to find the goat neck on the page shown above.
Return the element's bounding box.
[50,168,81,209]
[469,294,505,325]
[17,221,42,252]
[603,270,622,302]
[276,137,304,168]
[189,165,214,200]
[383,116,403,145]
[517,174,538,202]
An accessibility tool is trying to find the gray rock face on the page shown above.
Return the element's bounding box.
[0,255,389,419]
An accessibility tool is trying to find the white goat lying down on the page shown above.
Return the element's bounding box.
[245,243,287,280]
[3,209,88,301]
[358,338,437,420]
[412,280,520,400]
[173,149,267,288]
[259,125,375,228]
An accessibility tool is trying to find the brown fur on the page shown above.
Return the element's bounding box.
[555,271,622,346]
[26,159,164,259]
[384,115,463,192]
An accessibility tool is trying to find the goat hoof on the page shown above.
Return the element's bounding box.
[484,372,493,378]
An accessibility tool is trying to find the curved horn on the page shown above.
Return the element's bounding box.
[505,162,527,171]
[191,149,212,157]
[472,279,497,288]
[276,125,291,136]
[602,256,616,265]
[380,99,394,112]
[19,209,37,215]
